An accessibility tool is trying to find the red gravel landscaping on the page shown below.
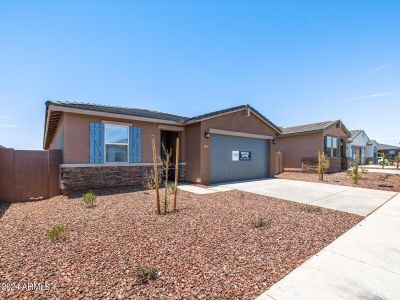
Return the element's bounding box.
[0,189,362,300]
[276,171,400,192]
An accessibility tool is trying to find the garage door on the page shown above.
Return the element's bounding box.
[210,134,268,183]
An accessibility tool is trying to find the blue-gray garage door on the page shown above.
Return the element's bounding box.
[210,135,268,183]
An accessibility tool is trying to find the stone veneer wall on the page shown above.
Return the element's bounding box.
[60,164,186,194]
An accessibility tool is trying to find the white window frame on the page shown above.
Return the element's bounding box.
[104,123,130,163]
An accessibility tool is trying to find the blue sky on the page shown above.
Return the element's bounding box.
[0,1,399,149]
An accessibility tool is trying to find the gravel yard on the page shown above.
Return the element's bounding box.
[0,189,362,300]
[276,171,400,192]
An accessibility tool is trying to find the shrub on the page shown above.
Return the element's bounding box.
[348,152,363,184]
[302,206,322,213]
[379,174,391,181]
[252,217,271,228]
[82,191,96,207]
[317,151,330,181]
[379,152,387,169]
[167,183,176,194]
[135,264,158,283]
[47,224,67,241]
[143,170,156,190]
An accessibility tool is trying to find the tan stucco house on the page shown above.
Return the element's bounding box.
[276,120,351,172]
[44,101,281,193]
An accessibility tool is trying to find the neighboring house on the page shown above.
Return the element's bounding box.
[276,120,350,172]
[377,143,400,159]
[44,101,281,193]
[346,130,370,165]
[365,139,379,164]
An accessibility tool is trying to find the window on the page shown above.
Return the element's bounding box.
[104,124,129,163]
[325,136,338,158]
[332,137,338,158]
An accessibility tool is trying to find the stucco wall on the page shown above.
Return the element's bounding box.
[324,125,349,169]
[49,115,64,161]
[276,132,323,169]
[61,112,185,164]
[199,109,278,184]
[184,123,201,183]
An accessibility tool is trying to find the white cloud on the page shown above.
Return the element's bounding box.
[323,92,389,104]
[362,60,399,76]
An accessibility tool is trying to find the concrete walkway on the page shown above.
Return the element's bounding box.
[178,184,232,194]
[257,193,400,300]
[218,179,397,216]
[359,165,400,175]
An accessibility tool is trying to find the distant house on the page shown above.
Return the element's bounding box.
[377,143,399,159]
[276,120,350,172]
[365,140,379,164]
[0,145,5,148]
[346,130,379,165]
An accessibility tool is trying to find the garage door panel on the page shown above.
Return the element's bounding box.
[210,135,268,183]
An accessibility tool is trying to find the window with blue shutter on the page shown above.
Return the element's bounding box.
[89,122,105,164]
[129,126,141,163]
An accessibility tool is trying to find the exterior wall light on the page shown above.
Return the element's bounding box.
[204,131,211,139]
[272,139,277,144]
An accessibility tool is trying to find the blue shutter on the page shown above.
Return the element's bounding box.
[89,122,104,164]
[129,126,141,163]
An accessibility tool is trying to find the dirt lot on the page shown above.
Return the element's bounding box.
[276,171,400,192]
[0,189,362,300]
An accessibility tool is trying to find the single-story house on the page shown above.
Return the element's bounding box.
[377,143,399,159]
[365,139,379,164]
[346,130,376,165]
[276,120,350,172]
[44,101,282,193]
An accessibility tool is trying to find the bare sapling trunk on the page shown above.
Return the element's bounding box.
[164,149,170,214]
[353,152,360,184]
[397,152,399,170]
[151,135,161,215]
[173,138,180,212]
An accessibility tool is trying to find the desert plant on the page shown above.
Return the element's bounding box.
[143,169,156,190]
[135,264,158,283]
[150,136,180,215]
[379,174,391,181]
[347,152,363,184]
[317,151,330,181]
[379,152,387,169]
[301,206,322,213]
[160,144,172,214]
[252,217,271,228]
[167,183,176,194]
[82,191,96,207]
[47,224,67,241]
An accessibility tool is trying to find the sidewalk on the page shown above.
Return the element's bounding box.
[257,193,400,300]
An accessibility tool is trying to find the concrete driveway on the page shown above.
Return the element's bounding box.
[218,179,397,216]
[257,193,400,300]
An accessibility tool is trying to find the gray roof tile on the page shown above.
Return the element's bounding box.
[46,101,282,133]
[280,120,337,135]
[377,143,399,151]
[47,101,189,122]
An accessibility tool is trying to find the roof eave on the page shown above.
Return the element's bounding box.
[184,106,282,134]
[278,129,324,137]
